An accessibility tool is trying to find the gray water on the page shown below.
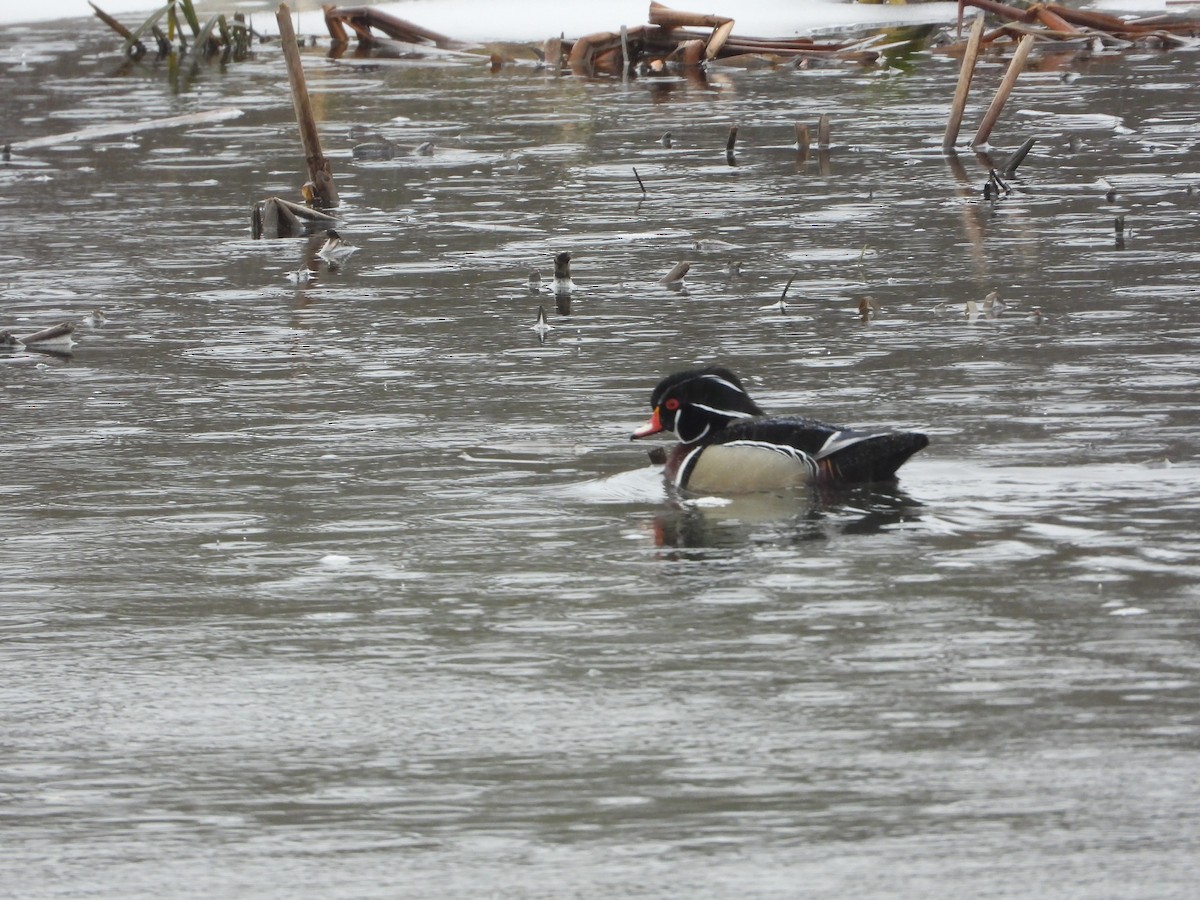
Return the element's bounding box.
[3,9,1200,898]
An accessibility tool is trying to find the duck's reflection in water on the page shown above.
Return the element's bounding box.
[651,483,924,555]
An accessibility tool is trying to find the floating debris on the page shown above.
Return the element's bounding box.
[318,229,357,264]
[3,322,78,354]
[252,196,337,240]
[323,6,475,55]
[81,309,107,328]
[958,0,1200,46]
[982,290,1005,317]
[23,322,76,348]
[323,2,891,74]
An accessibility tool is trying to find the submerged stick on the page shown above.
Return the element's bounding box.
[633,166,647,195]
[972,34,1037,148]
[277,3,338,207]
[943,15,985,151]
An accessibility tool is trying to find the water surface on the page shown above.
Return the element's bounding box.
[2,10,1200,898]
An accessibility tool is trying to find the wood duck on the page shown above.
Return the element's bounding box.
[631,366,928,494]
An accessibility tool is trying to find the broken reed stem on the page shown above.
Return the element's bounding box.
[1002,136,1036,177]
[795,122,810,155]
[659,261,691,285]
[707,20,735,59]
[89,2,136,41]
[277,3,338,206]
[972,34,1037,148]
[781,271,798,301]
[943,15,985,151]
[620,25,630,78]
[726,125,738,156]
[817,114,831,150]
[633,166,647,195]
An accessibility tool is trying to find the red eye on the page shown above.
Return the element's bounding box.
[664,398,680,411]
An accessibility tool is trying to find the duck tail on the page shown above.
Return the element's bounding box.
[821,432,929,483]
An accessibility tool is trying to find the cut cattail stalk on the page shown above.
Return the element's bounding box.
[707,20,736,59]
[795,122,810,155]
[278,3,338,207]
[943,15,985,151]
[553,251,574,298]
[972,34,1037,148]
[678,39,705,66]
[648,2,732,29]
[543,36,562,69]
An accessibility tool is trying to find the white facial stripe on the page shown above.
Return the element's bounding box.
[692,402,755,419]
[697,374,747,393]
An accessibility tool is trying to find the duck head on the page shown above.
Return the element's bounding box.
[631,366,764,444]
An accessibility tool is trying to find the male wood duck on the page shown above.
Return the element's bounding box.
[631,366,928,494]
